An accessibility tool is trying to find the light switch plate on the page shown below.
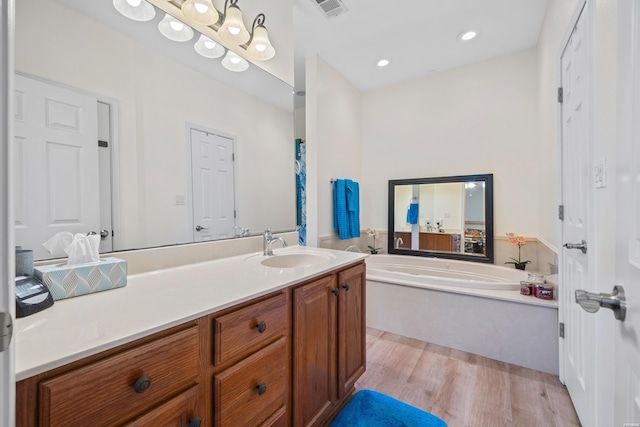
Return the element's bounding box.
[595,158,607,188]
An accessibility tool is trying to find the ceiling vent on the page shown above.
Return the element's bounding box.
[313,0,348,19]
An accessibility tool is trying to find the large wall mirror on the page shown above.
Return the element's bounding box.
[388,174,494,263]
[15,0,295,260]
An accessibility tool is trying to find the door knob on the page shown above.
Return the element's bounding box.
[575,285,626,321]
[100,230,109,239]
[563,240,587,254]
[195,225,209,232]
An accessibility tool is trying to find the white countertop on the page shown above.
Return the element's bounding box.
[15,246,367,381]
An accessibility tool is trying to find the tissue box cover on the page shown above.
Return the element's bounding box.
[34,257,127,301]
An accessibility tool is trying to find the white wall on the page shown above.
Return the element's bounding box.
[15,0,294,250]
[305,55,363,245]
[361,49,540,239]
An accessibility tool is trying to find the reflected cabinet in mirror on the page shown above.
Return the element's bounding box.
[388,174,494,263]
[15,0,295,260]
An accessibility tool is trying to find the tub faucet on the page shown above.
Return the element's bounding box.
[345,245,362,253]
[263,229,287,256]
[395,237,404,249]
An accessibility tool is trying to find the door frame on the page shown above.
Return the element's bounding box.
[0,0,15,425]
[13,71,122,252]
[185,122,238,241]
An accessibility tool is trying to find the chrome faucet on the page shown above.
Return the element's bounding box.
[345,245,362,253]
[395,237,404,249]
[263,229,287,256]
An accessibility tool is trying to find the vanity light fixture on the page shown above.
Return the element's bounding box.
[113,0,156,22]
[246,14,275,61]
[158,13,194,42]
[182,0,219,26]
[194,34,226,58]
[376,58,390,67]
[459,30,478,41]
[221,50,249,72]
[218,0,251,45]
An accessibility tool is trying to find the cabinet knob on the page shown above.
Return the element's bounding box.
[189,416,202,427]
[133,375,152,393]
[255,320,267,333]
[256,382,267,395]
[342,284,350,291]
[331,288,340,296]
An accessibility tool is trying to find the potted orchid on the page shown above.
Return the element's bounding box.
[367,228,382,254]
[505,233,530,270]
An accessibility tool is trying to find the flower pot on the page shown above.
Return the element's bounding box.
[515,264,526,271]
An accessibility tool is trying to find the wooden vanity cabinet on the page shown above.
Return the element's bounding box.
[16,261,366,427]
[292,262,366,427]
[210,292,290,427]
[16,321,205,427]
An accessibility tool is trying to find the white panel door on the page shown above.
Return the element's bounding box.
[615,1,640,424]
[14,74,100,260]
[560,5,596,425]
[190,129,235,242]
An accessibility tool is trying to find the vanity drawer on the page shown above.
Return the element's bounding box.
[214,337,288,427]
[39,326,199,427]
[213,292,287,366]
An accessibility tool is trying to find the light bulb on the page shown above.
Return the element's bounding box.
[204,40,216,49]
[194,2,209,13]
[126,0,142,7]
[229,26,241,35]
[255,43,266,52]
[170,20,184,31]
[230,56,241,64]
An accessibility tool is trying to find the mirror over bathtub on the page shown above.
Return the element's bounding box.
[388,174,494,263]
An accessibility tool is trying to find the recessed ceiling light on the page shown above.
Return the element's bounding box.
[459,31,477,41]
[376,58,390,67]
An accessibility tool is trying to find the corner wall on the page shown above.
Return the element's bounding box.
[305,55,363,246]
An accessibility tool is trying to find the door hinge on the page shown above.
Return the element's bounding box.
[558,205,565,221]
[232,153,235,161]
[557,87,564,103]
[0,312,13,352]
[234,210,237,219]
[98,140,109,148]
[559,322,565,339]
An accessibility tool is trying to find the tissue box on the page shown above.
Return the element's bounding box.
[34,257,127,301]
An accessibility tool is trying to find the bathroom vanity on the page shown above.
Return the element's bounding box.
[14,247,367,427]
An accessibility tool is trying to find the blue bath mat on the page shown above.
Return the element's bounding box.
[330,389,447,427]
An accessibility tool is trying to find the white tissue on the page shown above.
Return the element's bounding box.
[43,232,101,265]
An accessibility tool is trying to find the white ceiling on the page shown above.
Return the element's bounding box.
[293,0,549,93]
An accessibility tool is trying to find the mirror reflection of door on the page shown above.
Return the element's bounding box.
[463,181,486,255]
[189,128,236,242]
[14,74,107,260]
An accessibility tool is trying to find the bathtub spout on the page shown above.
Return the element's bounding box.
[345,245,362,253]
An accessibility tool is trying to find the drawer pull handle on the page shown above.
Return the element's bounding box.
[342,284,350,291]
[255,320,267,333]
[331,288,340,296]
[256,382,267,395]
[133,375,152,393]
[189,416,202,427]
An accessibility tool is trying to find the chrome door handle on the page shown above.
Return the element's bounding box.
[100,230,109,239]
[575,285,626,321]
[564,240,587,254]
[195,225,209,232]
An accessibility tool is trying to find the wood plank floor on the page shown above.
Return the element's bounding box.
[355,327,581,427]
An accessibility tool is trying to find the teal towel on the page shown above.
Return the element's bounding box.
[330,390,447,427]
[345,180,360,239]
[407,203,419,224]
[334,179,360,239]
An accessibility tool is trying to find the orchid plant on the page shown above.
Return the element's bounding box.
[505,233,530,270]
[367,228,381,254]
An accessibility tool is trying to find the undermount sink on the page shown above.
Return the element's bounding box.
[261,253,333,269]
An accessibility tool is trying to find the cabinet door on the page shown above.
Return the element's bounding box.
[125,386,200,427]
[337,263,366,398]
[293,275,337,427]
